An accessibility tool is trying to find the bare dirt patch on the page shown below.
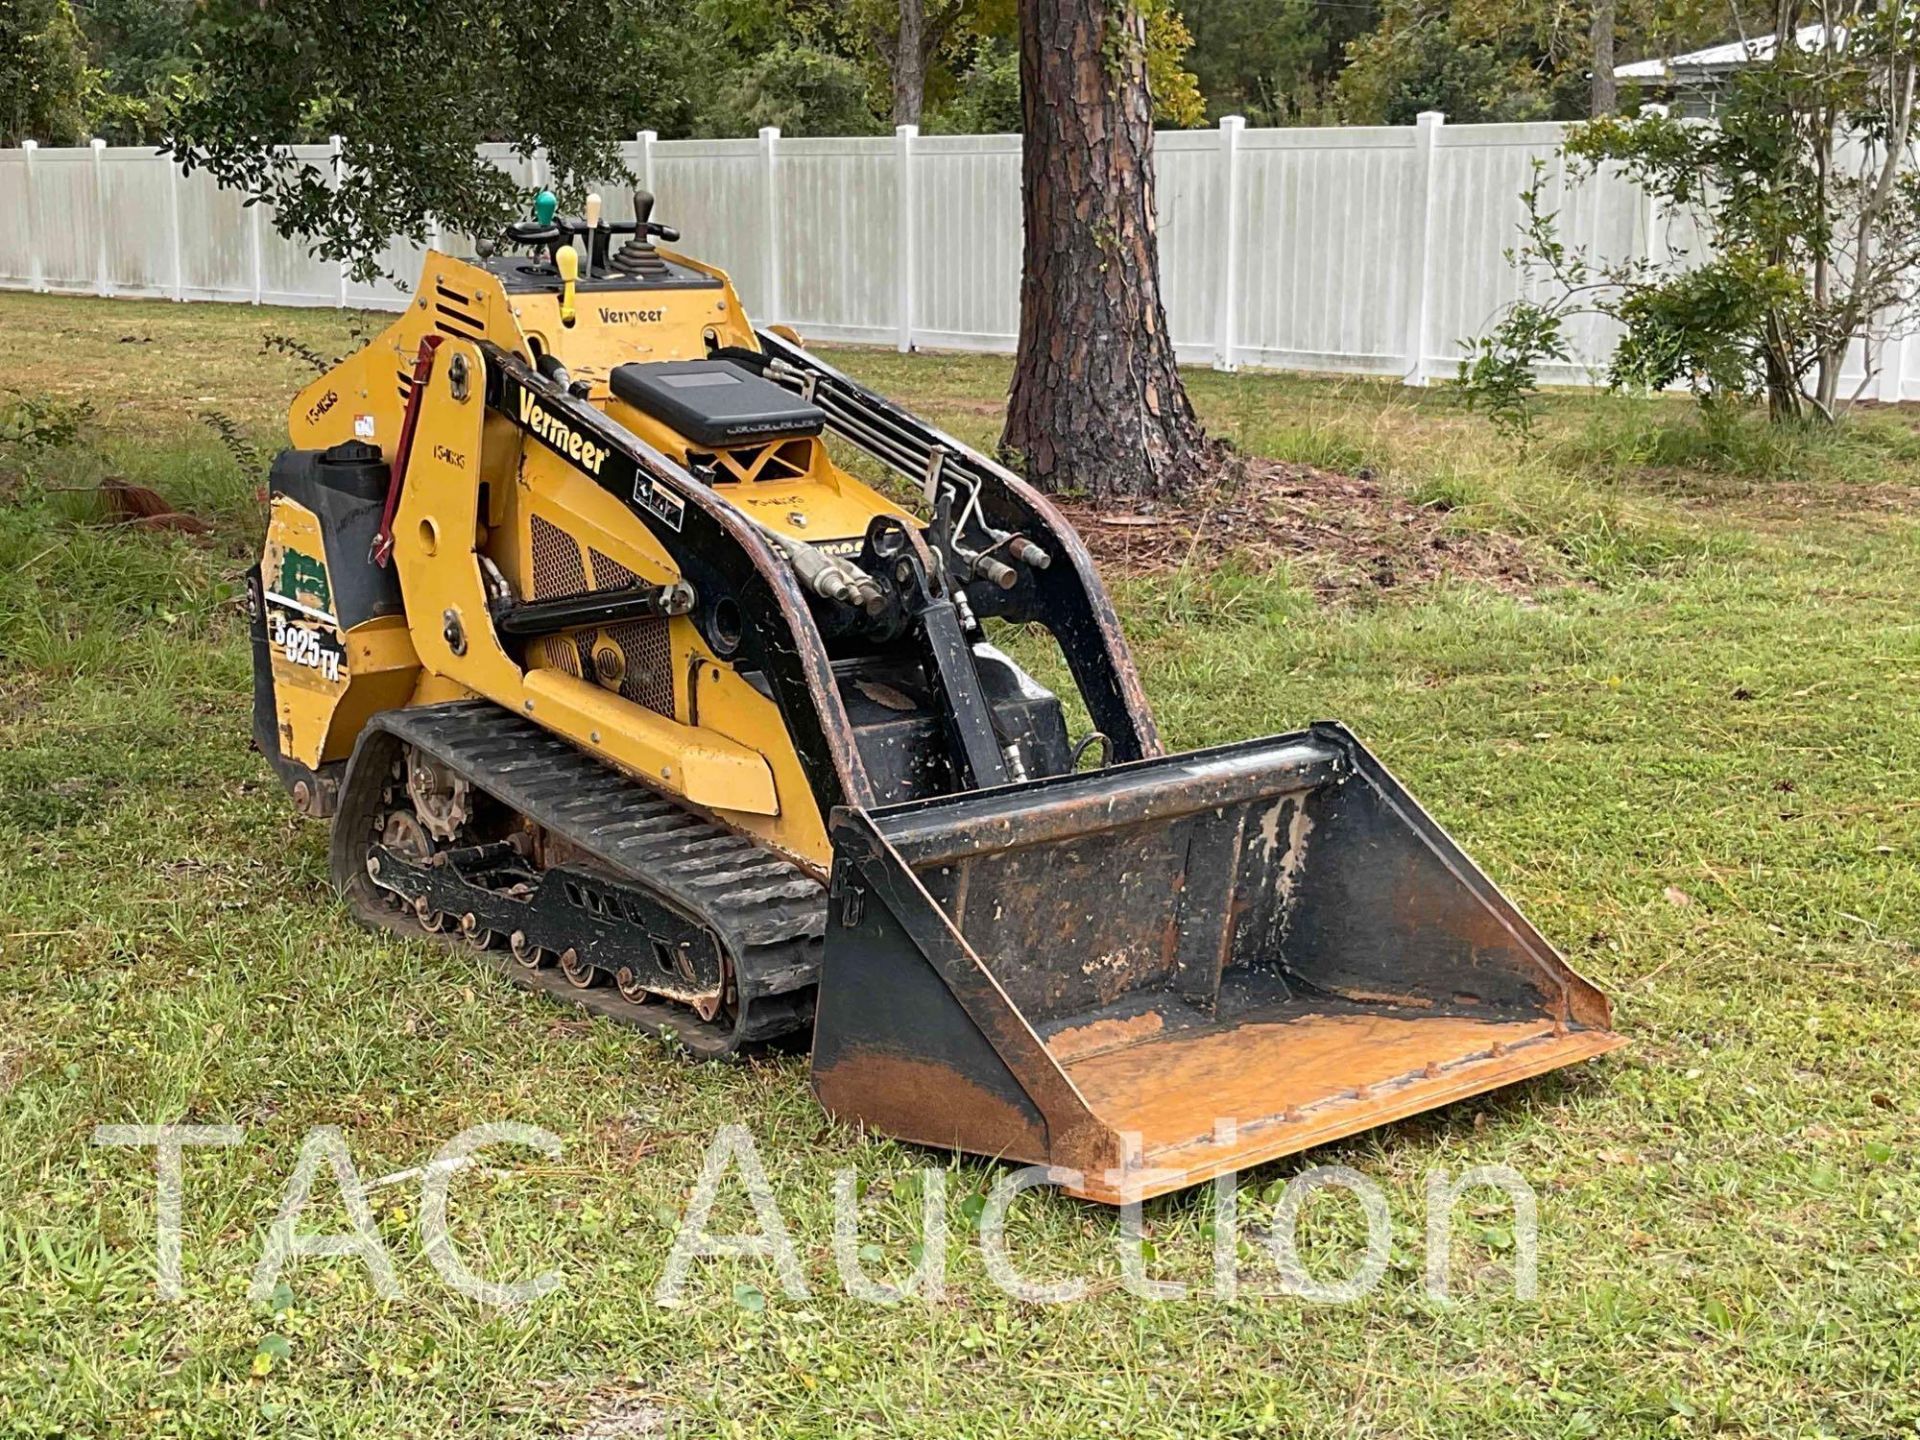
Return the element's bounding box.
[573,1401,669,1439]
[1052,457,1543,597]
[530,1378,673,1439]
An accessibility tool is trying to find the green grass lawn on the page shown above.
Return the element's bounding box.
[2,291,1918,1439]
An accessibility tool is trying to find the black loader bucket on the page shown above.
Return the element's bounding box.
[812,724,1622,1203]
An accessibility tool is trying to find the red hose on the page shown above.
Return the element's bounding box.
[373,333,445,566]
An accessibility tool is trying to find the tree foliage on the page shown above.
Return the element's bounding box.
[11,0,1203,282]
[13,0,1769,150]
[697,39,884,135]
[1180,0,1378,124]
[1141,0,1207,127]
[814,0,983,125]
[804,0,1203,128]
[1337,0,1721,125]
[165,0,665,281]
[1463,2,1920,428]
[73,0,195,142]
[1339,14,1568,123]
[923,40,1024,132]
[1,0,93,145]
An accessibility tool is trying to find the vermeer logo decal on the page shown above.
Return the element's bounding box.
[517,390,610,477]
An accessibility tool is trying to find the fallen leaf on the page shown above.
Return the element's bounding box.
[854,680,918,712]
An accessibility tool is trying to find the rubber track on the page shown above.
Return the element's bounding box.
[368,701,826,1049]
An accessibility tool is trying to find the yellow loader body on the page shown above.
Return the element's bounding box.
[250,193,1620,1201]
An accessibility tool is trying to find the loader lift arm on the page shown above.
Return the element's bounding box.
[486,338,1152,822]
[732,330,1164,766]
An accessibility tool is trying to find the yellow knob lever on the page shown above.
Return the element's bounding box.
[556,246,578,326]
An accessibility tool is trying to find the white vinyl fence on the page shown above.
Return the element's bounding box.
[1,119,1914,398]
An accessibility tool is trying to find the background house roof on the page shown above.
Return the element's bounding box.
[1616,23,1835,80]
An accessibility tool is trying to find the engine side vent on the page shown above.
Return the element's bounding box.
[601,619,674,718]
[589,549,640,591]
[530,515,587,599]
[532,527,671,715]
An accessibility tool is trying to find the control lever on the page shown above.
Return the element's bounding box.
[503,188,679,274]
[631,188,679,242]
[556,247,578,326]
[583,191,606,275]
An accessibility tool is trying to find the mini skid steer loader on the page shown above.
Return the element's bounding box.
[251,190,1621,1203]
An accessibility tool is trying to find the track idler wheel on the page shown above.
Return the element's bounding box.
[509,929,551,970]
[558,947,601,989]
[460,912,497,951]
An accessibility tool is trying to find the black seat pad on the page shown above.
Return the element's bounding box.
[610,360,825,449]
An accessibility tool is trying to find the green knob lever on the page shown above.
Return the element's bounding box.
[533,190,558,225]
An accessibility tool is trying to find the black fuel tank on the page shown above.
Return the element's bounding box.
[266,441,401,629]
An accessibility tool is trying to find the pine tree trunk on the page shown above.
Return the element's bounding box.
[892,0,928,128]
[1000,0,1215,501]
[1590,0,1617,116]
